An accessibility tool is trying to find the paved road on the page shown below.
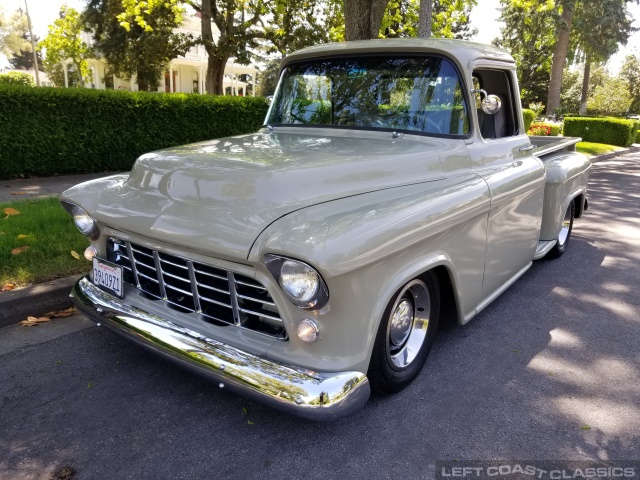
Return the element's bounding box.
[1,153,639,480]
[0,173,117,203]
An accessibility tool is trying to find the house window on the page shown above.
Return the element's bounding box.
[192,71,199,93]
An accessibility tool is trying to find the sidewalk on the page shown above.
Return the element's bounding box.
[0,172,118,203]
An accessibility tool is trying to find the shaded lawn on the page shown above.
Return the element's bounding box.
[0,197,90,287]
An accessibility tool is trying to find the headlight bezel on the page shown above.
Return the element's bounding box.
[61,201,100,240]
[264,254,329,310]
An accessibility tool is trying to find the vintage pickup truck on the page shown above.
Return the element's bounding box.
[62,38,591,420]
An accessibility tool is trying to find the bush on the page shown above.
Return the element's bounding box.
[0,71,35,87]
[0,85,269,178]
[522,109,535,131]
[563,116,636,147]
[636,130,640,144]
[528,123,552,136]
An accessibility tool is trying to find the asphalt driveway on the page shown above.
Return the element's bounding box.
[1,152,639,480]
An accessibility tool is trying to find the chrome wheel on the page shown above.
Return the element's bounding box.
[368,273,440,394]
[557,203,573,247]
[548,199,575,259]
[385,280,431,370]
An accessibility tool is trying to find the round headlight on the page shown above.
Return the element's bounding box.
[280,259,319,304]
[61,202,100,239]
[73,207,96,236]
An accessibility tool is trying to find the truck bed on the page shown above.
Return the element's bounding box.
[529,135,581,160]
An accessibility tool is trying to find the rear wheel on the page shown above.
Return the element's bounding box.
[368,271,440,394]
[548,199,575,258]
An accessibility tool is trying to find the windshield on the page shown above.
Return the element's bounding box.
[266,56,470,136]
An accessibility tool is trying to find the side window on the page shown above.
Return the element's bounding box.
[473,69,518,140]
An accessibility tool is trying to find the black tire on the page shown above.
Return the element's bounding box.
[548,199,575,258]
[367,271,440,394]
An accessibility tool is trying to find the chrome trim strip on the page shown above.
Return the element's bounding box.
[194,269,227,281]
[125,241,141,289]
[238,307,282,323]
[152,251,167,300]
[187,261,202,313]
[227,272,242,325]
[72,276,370,421]
[237,294,276,307]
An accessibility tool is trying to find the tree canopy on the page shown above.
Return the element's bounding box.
[84,0,192,91]
[0,9,30,58]
[39,6,92,87]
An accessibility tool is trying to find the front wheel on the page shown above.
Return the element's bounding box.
[367,272,440,394]
[548,199,575,258]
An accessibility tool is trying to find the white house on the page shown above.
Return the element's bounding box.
[66,15,256,95]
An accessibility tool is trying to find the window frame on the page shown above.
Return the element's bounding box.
[265,53,474,140]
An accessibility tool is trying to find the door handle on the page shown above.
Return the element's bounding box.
[512,160,523,168]
[519,144,534,152]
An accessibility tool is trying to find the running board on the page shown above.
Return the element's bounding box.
[533,240,557,260]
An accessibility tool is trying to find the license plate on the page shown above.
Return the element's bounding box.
[92,257,123,298]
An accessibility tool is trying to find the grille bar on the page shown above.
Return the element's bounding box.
[107,237,286,339]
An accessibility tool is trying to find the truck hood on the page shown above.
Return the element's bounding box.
[64,129,446,260]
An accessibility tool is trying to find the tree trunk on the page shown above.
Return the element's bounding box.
[344,0,389,40]
[546,2,574,115]
[206,54,228,95]
[579,54,591,115]
[418,0,433,38]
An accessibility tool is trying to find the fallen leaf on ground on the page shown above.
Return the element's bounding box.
[581,425,591,430]
[44,307,77,318]
[70,250,81,260]
[11,191,28,195]
[20,316,51,327]
[3,207,20,217]
[0,231,6,235]
[11,246,29,255]
[17,234,32,240]
[2,283,16,291]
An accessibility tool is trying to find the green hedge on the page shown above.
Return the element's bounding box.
[563,116,636,147]
[0,85,269,178]
[522,109,535,132]
[0,72,35,87]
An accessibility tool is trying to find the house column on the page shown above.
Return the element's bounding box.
[169,64,174,93]
[252,70,256,96]
[63,63,68,88]
[199,66,204,94]
[131,74,137,91]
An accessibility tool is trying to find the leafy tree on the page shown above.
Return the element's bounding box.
[84,0,192,92]
[571,0,635,114]
[619,54,640,113]
[0,9,30,58]
[382,0,477,39]
[545,0,574,115]
[9,32,43,71]
[587,76,632,116]
[263,0,335,57]
[494,0,556,106]
[257,58,280,96]
[558,67,581,115]
[39,6,92,87]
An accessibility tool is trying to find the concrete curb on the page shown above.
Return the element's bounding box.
[0,274,84,329]
[1,145,638,328]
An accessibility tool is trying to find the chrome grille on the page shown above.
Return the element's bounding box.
[107,237,286,339]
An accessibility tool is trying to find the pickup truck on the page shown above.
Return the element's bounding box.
[62,38,591,421]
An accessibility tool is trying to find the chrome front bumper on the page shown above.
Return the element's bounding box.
[72,276,370,421]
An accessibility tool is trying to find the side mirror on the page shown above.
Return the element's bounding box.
[472,89,502,115]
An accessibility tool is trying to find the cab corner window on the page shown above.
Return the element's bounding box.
[473,69,518,140]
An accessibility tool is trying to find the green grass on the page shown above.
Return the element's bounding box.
[1,197,90,287]
[576,142,626,157]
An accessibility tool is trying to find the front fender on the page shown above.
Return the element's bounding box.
[249,175,490,374]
